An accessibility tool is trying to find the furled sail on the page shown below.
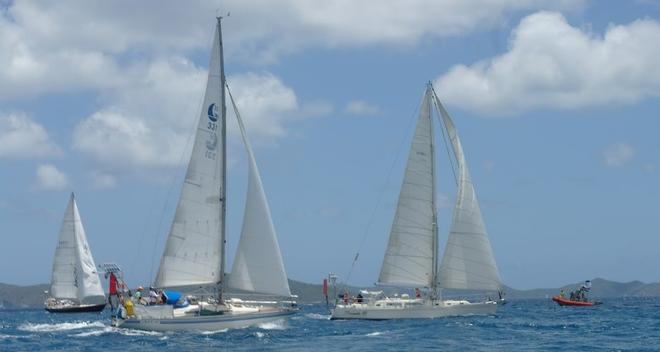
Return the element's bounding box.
[50,194,105,303]
[227,88,291,297]
[155,22,224,288]
[434,97,501,291]
[378,89,436,288]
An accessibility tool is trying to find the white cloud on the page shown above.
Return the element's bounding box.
[0,1,584,99]
[345,100,380,116]
[228,72,333,140]
[35,164,68,191]
[73,62,329,169]
[602,142,635,167]
[72,58,205,168]
[0,1,584,170]
[434,11,660,115]
[0,113,60,159]
[90,171,117,189]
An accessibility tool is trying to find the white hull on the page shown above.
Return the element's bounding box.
[116,307,296,332]
[331,299,497,320]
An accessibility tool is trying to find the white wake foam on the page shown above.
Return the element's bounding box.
[70,327,113,337]
[257,319,287,330]
[0,334,25,339]
[366,331,386,337]
[305,313,331,320]
[199,328,229,335]
[18,321,105,333]
[70,326,163,338]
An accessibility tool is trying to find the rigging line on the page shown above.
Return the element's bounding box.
[431,89,458,187]
[224,80,251,152]
[339,88,424,291]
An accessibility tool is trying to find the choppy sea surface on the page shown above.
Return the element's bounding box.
[1,298,659,351]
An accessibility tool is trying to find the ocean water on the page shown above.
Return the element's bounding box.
[1,298,659,351]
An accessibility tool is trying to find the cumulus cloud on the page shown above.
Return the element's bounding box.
[73,63,329,169]
[602,142,635,167]
[0,113,60,158]
[0,1,585,170]
[34,164,68,191]
[434,11,660,115]
[72,58,205,168]
[90,171,117,189]
[344,100,380,116]
[0,1,584,99]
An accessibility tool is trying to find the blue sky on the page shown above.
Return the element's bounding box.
[1,0,659,290]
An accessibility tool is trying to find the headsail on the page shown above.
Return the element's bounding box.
[378,89,436,288]
[434,94,501,291]
[50,194,105,303]
[70,196,105,304]
[226,87,291,297]
[155,21,225,289]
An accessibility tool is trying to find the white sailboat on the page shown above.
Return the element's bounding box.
[331,83,502,320]
[45,193,106,313]
[114,17,296,331]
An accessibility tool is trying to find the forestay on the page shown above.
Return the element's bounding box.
[155,22,224,289]
[378,90,436,288]
[434,97,501,291]
[227,88,291,297]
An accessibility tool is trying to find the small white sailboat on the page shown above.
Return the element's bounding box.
[45,193,106,313]
[331,83,502,320]
[114,17,296,331]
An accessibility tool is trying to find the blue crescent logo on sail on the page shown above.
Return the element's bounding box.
[208,103,219,122]
[206,132,218,150]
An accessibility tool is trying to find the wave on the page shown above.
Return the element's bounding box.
[18,321,105,333]
[70,327,113,337]
[304,313,331,320]
[70,326,163,338]
[257,319,287,330]
[199,329,229,335]
[0,333,28,339]
[255,331,266,339]
[366,331,386,337]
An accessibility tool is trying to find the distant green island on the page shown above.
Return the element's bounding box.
[2,278,659,309]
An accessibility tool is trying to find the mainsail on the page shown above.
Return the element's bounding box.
[434,95,501,291]
[227,87,291,297]
[50,194,105,303]
[378,89,436,288]
[154,21,225,288]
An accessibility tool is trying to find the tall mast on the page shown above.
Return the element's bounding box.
[427,82,439,299]
[217,16,227,299]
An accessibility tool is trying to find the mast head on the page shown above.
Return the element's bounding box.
[216,10,230,22]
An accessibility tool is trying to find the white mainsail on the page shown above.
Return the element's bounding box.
[378,89,436,288]
[50,194,105,303]
[50,194,79,300]
[154,23,224,288]
[227,88,291,297]
[434,97,501,291]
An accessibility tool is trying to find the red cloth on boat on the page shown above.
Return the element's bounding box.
[109,273,117,295]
